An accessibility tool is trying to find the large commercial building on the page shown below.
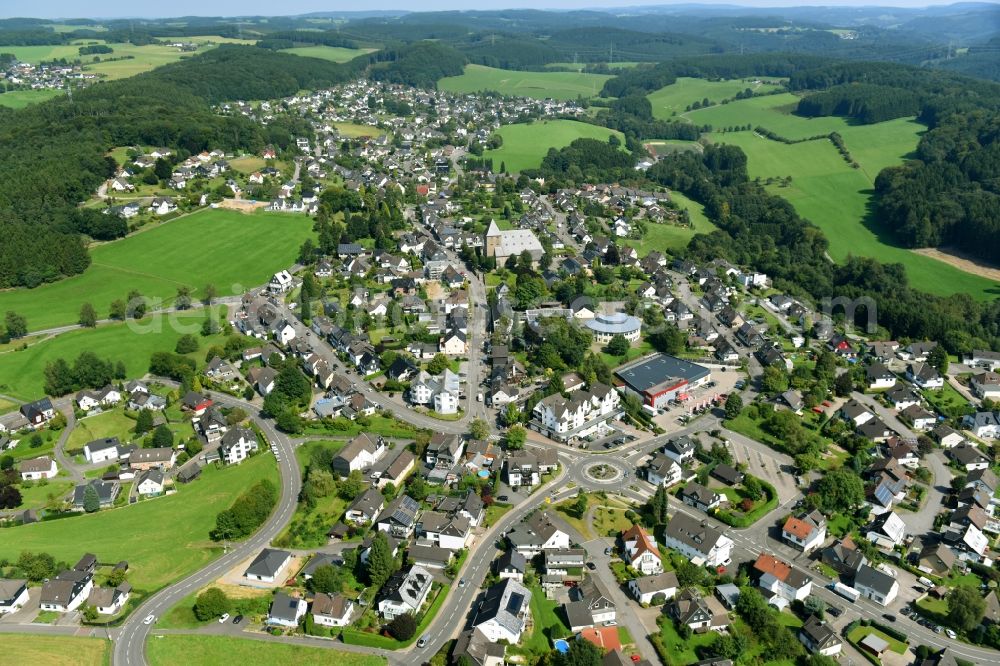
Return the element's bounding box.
[585,312,642,344]
[484,220,544,266]
[614,353,711,409]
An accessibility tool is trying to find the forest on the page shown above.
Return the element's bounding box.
[875,111,1000,265]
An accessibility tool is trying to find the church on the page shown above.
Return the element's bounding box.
[484,220,544,266]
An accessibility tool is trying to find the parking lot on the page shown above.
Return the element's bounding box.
[650,366,744,433]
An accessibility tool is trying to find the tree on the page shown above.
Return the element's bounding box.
[604,334,630,357]
[151,424,174,448]
[928,345,949,375]
[815,469,865,514]
[109,299,127,320]
[427,353,450,375]
[0,484,22,509]
[175,334,199,354]
[948,585,985,632]
[743,476,764,501]
[470,418,489,440]
[308,564,346,595]
[572,494,588,518]
[17,551,57,581]
[82,604,99,622]
[553,634,602,666]
[387,612,417,641]
[3,311,27,339]
[78,303,97,328]
[202,283,217,305]
[365,532,396,590]
[834,371,854,397]
[506,425,527,450]
[761,366,789,394]
[135,409,154,434]
[338,470,365,500]
[193,587,231,621]
[175,286,193,311]
[724,393,743,420]
[648,484,670,526]
[83,483,101,513]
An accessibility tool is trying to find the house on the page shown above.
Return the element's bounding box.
[377,565,434,620]
[799,615,843,656]
[220,427,257,465]
[136,470,165,496]
[966,468,999,496]
[710,464,744,486]
[646,454,685,487]
[667,588,728,633]
[84,437,125,464]
[39,570,93,613]
[544,549,586,577]
[0,579,29,614]
[782,511,827,552]
[662,435,696,464]
[949,443,990,471]
[971,371,1000,400]
[180,391,212,415]
[901,404,937,431]
[679,481,723,512]
[244,548,292,584]
[907,362,944,389]
[332,433,387,476]
[72,479,121,508]
[453,630,507,666]
[417,511,472,551]
[852,563,899,606]
[662,513,733,568]
[840,400,874,427]
[919,542,956,576]
[622,524,663,575]
[267,592,307,628]
[129,447,176,471]
[311,592,354,627]
[18,456,57,481]
[87,582,131,615]
[866,511,907,549]
[21,397,55,427]
[408,544,453,570]
[345,488,384,524]
[472,578,532,643]
[75,386,121,411]
[506,512,571,557]
[376,494,422,538]
[568,576,616,626]
[426,433,465,467]
[865,363,896,390]
[963,412,1000,440]
[933,424,966,449]
[822,536,868,575]
[269,270,294,293]
[496,550,527,581]
[628,571,679,605]
[530,383,621,443]
[752,553,812,607]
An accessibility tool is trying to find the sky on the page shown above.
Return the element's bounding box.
[2,0,994,19]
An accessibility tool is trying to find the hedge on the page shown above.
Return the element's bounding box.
[341,584,448,649]
[713,476,779,528]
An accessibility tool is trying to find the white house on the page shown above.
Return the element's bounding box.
[269,270,294,294]
[417,511,472,551]
[782,511,827,553]
[799,616,843,657]
[646,454,684,487]
[220,427,257,465]
[136,470,165,496]
[88,583,131,615]
[0,579,29,614]
[18,456,57,481]
[662,513,733,568]
[267,592,307,627]
[628,571,679,605]
[622,524,663,575]
[311,592,354,627]
[332,433,388,476]
[39,571,93,612]
[853,564,899,606]
[506,512,571,557]
[472,578,532,643]
[753,553,813,607]
[377,566,433,620]
[866,511,907,550]
[531,383,620,442]
[84,438,123,464]
[244,548,292,584]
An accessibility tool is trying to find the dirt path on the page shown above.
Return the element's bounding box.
[217,198,268,213]
[912,247,1000,282]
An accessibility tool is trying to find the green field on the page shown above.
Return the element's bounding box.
[281,45,376,62]
[648,77,785,120]
[333,122,385,138]
[149,635,386,666]
[66,410,140,451]
[439,64,612,101]
[0,207,314,331]
[16,479,75,509]
[632,191,715,253]
[680,92,999,298]
[0,89,64,108]
[483,120,624,173]
[0,309,232,402]
[2,634,110,666]
[0,455,278,593]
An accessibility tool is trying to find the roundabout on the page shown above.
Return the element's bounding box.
[579,458,631,485]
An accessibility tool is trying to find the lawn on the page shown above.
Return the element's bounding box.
[484,502,513,527]
[847,625,908,654]
[0,309,233,402]
[2,634,110,666]
[647,77,785,120]
[0,455,278,593]
[632,191,716,253]
[0,207,315,331]
[15,479,75,509]
[228,155,267,174]
[922,383,974,419]
[148,635,385,666]
[0,88,64,108]
[294,439,348,473]
[439,64,612,101]
[300,415,422,441]
[333,122,386,138]
[522,582,570,653]
[554,493,632,540]
[483,120,625,173]
[655,617,717,664]
[281,45,376,62]
[687,96,997,299]
[67,409,138,452]
[591,505,635,537]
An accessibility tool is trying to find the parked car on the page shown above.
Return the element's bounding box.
[233,614,244,624]
[219,613,230,623]
[946,629,957,639]
[882,613,896,622]
[586,562,596,570]
[417,635,429,648]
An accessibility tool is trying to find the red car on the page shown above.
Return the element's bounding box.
[631,656,641,662]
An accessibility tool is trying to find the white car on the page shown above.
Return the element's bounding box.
[219,613,230,623]
[946,629,957,639]
[143,614,156,625]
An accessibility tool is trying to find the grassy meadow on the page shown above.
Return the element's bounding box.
[632,191,716,253]
[672,90,998,298]
[281,45,376,62]
[647,77,784,120]
[483,119,624,173]
[2,635,110,666]
[0,207,314,331]
[439,64,612,101]
[148,635,386,666]
[0,309,234,402]
[0,455,278,593]
[0,88,64,108]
